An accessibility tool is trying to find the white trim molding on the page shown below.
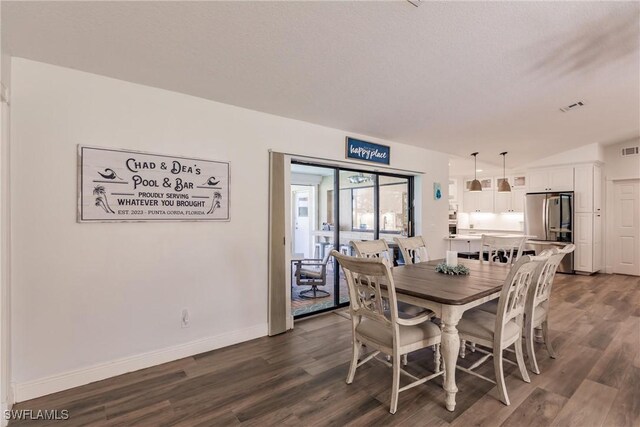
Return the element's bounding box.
[14,323,267,402]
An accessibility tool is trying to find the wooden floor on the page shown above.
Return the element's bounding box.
[11,273,640,426]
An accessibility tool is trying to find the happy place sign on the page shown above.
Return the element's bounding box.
[345,137,390,165]
[78,146,230,222]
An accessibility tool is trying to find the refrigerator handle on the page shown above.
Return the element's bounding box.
[542,196,548,241]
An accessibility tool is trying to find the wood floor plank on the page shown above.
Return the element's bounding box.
[587,315,639,388]
[602,366,640,427]
[8,273,638,427]
[103,400,174,426]
[550,379,618,427]
[537,344,602,398]
[500,387,567,427]
[584,320,620,351]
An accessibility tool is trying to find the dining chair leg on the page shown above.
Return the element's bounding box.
[514,336,531,383]
[434,344,441,372]
[542,320,556,358]
[460,340,466,358]
[346,341,362,384]
[493,347,510,406]
[390,350,401,414]
[402,354,408,366]
[525,316,540,375]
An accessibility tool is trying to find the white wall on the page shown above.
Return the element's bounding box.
[10,58,449,400]
[603,138,640,180]
[521,142,604,169]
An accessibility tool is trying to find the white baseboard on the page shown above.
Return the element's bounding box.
[14,323,268,403]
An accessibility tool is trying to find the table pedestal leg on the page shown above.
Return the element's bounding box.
[441,307,463,412]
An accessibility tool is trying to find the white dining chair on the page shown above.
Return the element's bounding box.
[455,254,550,406]
[331,250,443,414]
[474,248,553,317]
[394,236,429,265]
[460,234,529,357]
[350,239,435,365]
[350,239,393,261]
[352,239,432,319]
[479,235,526,264]
[524,244,575,374]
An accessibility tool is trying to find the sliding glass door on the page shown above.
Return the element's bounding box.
[290,162,413,318]
[379,175,411,246]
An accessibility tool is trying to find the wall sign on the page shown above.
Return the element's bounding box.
[78,146,230,222]
[345,137,390,165]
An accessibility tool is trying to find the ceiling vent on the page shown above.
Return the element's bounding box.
[559,101,585,112]
[621,146,639,156]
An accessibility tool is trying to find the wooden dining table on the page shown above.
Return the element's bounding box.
[391,258,511,412]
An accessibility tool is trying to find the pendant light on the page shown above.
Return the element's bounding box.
[469,152,482,192]
[498,152,512,193]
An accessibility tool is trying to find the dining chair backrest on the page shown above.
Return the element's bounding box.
[331,250,399,329]
[495,254,550,337]
[351,239,392,261]
[480,235,527,264]
[394,236,429,265]
[530,244,576,307]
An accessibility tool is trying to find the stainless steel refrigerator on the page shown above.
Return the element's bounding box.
[524,192,574,273]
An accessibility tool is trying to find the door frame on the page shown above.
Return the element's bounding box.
[602,178,640,274]
[291,186,315,258]
[606,178,640,275]
[290,160,415,319]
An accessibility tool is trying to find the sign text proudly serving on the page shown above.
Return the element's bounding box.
[79,146,230,222]
[345,137,390,165]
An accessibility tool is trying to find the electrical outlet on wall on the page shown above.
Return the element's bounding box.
[181,309,190,328]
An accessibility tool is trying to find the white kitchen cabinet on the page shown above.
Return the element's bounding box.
[463,177,493,192]
[494,191,510,213]
[575,212,593,272]
[575,213,593,245]
[571,163,603,273]
[593,164,602,213]
[574,212,602,274]
[511,174,527,189]
[463,190,494,213]
[593,213,603,271]
[494,188,526,213]
[574,165,594,213]
[512,188,526,212]
[574,163,602,213]
[527,166,574,192]
[527,169,549,192]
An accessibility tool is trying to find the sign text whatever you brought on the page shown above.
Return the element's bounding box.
[79,146,230,222]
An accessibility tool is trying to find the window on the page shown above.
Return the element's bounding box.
[352,187,374,231]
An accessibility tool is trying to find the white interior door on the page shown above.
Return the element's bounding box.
[613,180,640,276]
[293,189,311,258]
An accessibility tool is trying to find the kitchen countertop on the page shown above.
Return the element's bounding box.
[444,233,537,241]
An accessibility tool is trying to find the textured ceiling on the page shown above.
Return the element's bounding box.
[2,1,639,167]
